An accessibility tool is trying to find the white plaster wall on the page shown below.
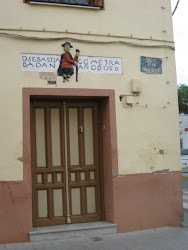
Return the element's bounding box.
[0,0,173,41]
[0,0,181,181]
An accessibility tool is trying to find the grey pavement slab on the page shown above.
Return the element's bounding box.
[103,227,188,250]
[2,227,188,250]
[51,238,97,250]
[183,210,188,227]
[4,243,26,250]
[24,242,55,250]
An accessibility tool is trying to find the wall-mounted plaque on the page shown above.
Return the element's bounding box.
[77,56,122,75]
[20,54,123,75]
[141,56,162,74]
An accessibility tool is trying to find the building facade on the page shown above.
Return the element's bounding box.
[0,0,183,244]
[180,114,188,149]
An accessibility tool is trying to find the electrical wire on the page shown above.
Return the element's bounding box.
[0,28,175,43]
[172,0,181,16]
[0,32,175,50]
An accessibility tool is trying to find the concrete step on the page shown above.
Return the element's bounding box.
[29,221,117,242]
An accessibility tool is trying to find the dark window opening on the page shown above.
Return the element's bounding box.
[26,0,104,8]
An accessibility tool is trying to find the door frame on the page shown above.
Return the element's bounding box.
[23,88,118,229]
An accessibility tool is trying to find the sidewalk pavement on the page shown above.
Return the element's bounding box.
[1,226,188,250]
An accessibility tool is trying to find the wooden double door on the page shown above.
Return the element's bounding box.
[31,100,102,227]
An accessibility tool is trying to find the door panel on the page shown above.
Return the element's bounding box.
[31,102,66,227]
[35,108,46,168]
[31,100,101,227]
[83,108,94,165]
[68,108,80,166]
[67,102,101,223]
[51,108,61,167]
[53,189,64,217]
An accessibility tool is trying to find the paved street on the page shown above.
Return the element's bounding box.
[182,178,188,210]
[183,190,188,210]
[1,227,188,250]
[1,179,188,250]
[182,178,188,228]
[0,227,186,250]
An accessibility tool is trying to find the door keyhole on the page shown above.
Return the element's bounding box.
[79,126,84,133]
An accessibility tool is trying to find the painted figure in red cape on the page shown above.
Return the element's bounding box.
[57,42,80,82]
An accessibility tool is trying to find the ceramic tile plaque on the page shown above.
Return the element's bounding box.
[141,56,162,74]
[20,53,123,75]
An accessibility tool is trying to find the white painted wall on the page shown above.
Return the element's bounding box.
[0,0,181,180]
[0,0,174,41]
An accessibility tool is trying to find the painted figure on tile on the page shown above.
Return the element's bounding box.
[57,42,80,82]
